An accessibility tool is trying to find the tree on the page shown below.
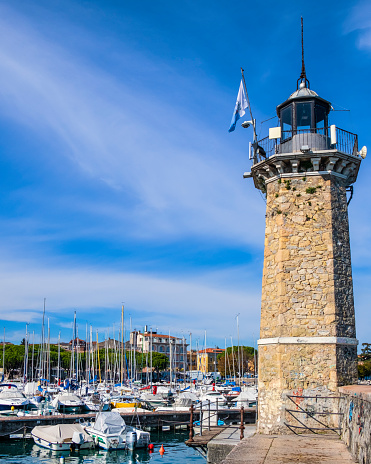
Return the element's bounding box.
[217,346,257,378]
[151,352,169,372]
[358,360,371,379]
[360,343,371,361]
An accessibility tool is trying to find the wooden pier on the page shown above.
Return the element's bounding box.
[0,408,255,439]
[185,425,228,453]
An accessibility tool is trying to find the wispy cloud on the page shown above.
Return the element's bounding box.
[344,0,371,50]
[0,4,263,249]
[0,254,261,345]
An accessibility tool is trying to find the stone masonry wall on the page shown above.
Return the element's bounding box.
[258,174,357,434]
[339,385,371,464]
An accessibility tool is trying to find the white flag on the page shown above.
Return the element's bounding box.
[229,80,248,132]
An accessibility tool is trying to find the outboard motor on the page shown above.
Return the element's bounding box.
[125,431,137,450]
[72,431,84,450]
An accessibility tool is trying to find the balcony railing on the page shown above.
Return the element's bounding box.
[252,127,358,163]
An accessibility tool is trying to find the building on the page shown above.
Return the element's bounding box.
[187,349,198,371]
[130,327,188,371]
[247,58,362,433]
[197,348,224,373]
[66,338,86,352]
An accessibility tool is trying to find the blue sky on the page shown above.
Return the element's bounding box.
[0,0,370,350]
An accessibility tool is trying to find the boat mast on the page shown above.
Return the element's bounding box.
[120,304,124,385]
[58,332,61,386]
[23,323,28,383]
[189,332,192,388]
[231,336,236,384]
[48,318,50,383]
[225,337,227,381]
[236,314,241,385]
[96,330,101,383]
[169,330,172,389]
[31,331,35,382]
[150,327,153,388]
[41,298,46,380]
[2,328,5,380]
[204,330,207,379]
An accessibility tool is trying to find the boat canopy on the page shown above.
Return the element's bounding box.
[175,392,198,406]
[92,411,126,435]
[32,424,92,444]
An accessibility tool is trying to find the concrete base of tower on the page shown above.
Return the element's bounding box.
[257,340,358,434]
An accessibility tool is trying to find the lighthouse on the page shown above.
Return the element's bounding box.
[246,52,365,433]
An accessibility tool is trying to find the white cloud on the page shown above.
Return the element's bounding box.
[344,0,371,50]
[0,255,262,345]
[0,4,263,247]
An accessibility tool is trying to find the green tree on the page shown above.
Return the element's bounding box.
[358,360,371,379]
[360,343,371,361]
[217,346,257,378]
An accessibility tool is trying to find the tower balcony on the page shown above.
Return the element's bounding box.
[247,126,362,193]
[253,126,358,161]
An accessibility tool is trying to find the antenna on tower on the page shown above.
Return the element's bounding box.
[297,17,310,89]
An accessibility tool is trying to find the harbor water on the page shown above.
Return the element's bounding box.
[0,430,204,464]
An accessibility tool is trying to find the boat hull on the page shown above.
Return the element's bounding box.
[31,434,95,451]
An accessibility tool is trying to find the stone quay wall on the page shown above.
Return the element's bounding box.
[339,385,371,464]
[258,173,357,434]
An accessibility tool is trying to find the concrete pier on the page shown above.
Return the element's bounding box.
[220,433,356,464]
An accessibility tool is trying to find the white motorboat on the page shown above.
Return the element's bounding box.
[31,423,95,451]
[82,394,110,412]
[51,393,84,413]
[235,386,258,408]
[156,392,198,412]
[198,390,228,407]
[0,384,30,413]
[84,410,150,450]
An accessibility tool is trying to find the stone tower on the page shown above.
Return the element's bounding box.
[246,75,364,434]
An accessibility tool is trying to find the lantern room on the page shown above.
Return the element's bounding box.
[276,80,332,153]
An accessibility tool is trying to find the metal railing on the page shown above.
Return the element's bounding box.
[188,400,246,442]
[253,127,358,163]
[284,394,343,435]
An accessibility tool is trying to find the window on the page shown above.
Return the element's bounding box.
[159,346,164,353]
[296,102,312,130]
[281,105,292,140]
[315,104,327,133]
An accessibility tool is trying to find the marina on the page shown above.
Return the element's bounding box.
[0,430,205,464]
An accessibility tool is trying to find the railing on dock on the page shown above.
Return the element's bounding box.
[188,400,246,444]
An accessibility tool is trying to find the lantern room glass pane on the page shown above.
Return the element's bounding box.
[296,102,312,130]
[281,105,292,140]
[315,105,326,133]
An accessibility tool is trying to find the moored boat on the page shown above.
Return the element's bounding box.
[84,410,150,450]
[31,423,95,451]
[0,384,30,413]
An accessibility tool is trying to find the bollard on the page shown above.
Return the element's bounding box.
[189,404,194,442]
[240,406,245,440]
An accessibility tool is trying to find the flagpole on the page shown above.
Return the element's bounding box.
[240,68,257,143]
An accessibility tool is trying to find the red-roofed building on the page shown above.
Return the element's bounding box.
[197,348,224,373]
[130,327,188,371]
